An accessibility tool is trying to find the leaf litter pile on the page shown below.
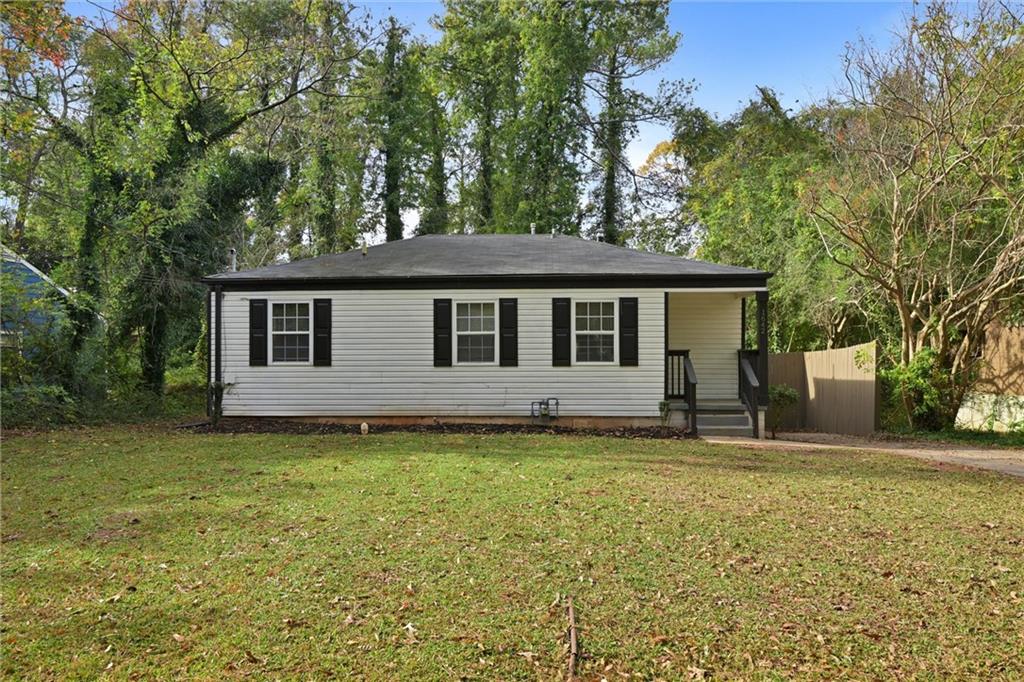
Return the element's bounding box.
[2,426,1022,679]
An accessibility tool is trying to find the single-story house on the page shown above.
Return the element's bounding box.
[202,234,772,436]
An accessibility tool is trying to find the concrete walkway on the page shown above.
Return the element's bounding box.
[703,432,1024,479]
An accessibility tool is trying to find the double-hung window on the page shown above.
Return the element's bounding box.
[575,301,615,363]
[455,301,496,363]
[271,302,311,363]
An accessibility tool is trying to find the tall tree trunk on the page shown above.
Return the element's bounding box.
[382,17,404,241]
[312,10,337,254]
[69,173,104,356]
[313,140,337,251]
[477,93,495,231]
[140,305,168,395]
[10,143,47,248]
[383,144,403,240]
[419,96,449,235]
[599,48,623,245]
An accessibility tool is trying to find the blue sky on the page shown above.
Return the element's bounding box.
[70,1,910,166]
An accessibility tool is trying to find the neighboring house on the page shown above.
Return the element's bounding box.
[957,322,1024,432]
[202,234,772,436]
[1,246,70,349]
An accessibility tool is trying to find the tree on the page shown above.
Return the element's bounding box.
[585,1,682,245]
[435,0,522,232]
[414,45,451,235]
[502,0,591,234]
[668,89,868,352]
[807,2,1024,429]
[380,17,407,241]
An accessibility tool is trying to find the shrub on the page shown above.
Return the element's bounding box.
[768,384,800,439]
[879,348,957,431]
[1,384,78,428]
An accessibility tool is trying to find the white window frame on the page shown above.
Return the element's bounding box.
[453,299,499,366]
[269,300,313,365]
[572,298,617,365]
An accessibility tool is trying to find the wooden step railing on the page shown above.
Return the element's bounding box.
[665,350,698,435]
[738,349,760,438]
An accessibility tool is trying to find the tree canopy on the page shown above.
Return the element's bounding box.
[2,0,1020,432]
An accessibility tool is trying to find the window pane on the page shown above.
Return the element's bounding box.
[576,333,614,362]
[602,302,614,317]
[602,314,614,331]
[457,334,495,363]
[576,315,588,331]
[296,303,308,317]
[272,333,309,362]
[273,303,284,317]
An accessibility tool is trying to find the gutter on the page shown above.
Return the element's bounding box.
[199,272,774,291]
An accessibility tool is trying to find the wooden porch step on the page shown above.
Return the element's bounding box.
[666,400,748,414]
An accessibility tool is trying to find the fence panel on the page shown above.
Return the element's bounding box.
[976,323,1024,396]
[769,341,878,436]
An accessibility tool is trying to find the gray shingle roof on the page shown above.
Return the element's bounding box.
[204,234,769,285]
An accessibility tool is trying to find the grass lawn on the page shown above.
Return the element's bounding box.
[2,427,1022,680]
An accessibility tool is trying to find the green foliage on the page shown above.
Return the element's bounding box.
[806,3,1024,429]
[0,384,77,427]
[879,348,956,431]
[673,89,872,353]
[767,384,800,438]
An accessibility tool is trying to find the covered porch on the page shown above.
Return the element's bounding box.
[663,289,769,437]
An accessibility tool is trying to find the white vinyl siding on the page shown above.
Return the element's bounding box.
[667,292,742,400]
[218,288,665,418]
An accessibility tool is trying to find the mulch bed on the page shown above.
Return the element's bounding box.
[182,419,697,440]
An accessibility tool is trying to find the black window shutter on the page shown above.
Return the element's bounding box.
[499,298,518,367]
[433,299,452,367]
[619,297,639,366]
[552,298,571,366]
[313,298,331,366]
[249,299,268,366]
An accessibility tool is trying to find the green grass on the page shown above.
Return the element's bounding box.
[2,427,1022,679]
[882,427,1024,449]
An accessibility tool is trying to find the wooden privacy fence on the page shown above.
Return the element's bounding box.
[769,341,879,436]
[975,323,1024,396]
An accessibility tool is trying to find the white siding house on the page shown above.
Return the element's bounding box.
[218,287,665,418]
[205,235,772,436]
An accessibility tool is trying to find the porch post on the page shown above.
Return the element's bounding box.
[756,290,769,407]
[740,297,747,350]
[663,291,668,400]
